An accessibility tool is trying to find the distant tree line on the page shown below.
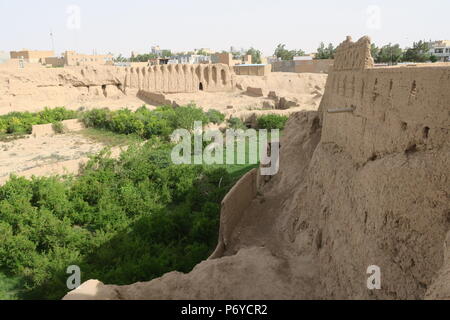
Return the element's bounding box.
[313,40,438,64]
[115,40,439,65]
[114,50,173,63]
[274,44,307,61]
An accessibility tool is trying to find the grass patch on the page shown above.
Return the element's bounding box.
[78,128,144,147]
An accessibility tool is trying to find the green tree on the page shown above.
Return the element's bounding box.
[274,44,306,61]
[129,53,158,63]
[370,43,380,62]
[161,50,172,58]
[315,42,335,59]
[377,43,403,65]
[402,40,432,62]
[245,47,262,64]
[114,54,128,63]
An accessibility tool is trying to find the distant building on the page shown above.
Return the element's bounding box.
[429,40,450,62]
[149,57,170,65]
[43,51,113,67]
[211,52,252,66]
[10,49,54,63]
[151,45,172,57]
[170,54,211,64]
[63,51,113,66]
[151,46,162,56]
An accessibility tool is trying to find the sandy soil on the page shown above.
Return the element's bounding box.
[0,133,105,184]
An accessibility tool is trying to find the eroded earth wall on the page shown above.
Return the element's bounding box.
[0,63,234,114]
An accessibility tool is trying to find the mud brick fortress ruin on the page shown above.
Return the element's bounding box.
[58,36,450,300]
[0,34,448,300]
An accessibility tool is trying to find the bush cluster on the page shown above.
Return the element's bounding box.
[0,139,238,299]
[0,107,78,135]
[81,105,225,139]
[257,114,289,130]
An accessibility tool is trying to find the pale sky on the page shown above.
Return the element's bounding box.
[0,0,448,57]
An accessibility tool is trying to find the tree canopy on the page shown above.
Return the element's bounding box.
[315,42,336,59]
[246,47,262,64]
[274,44,306,61]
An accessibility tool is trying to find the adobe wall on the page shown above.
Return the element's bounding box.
[122,63,234,94]
[272,59,334,74]
[31,119,84,137]
[294,59,333,74]
[271,60,295,73]
[209,168,260,259]
[234,64,272,76]
[319,36,450,165]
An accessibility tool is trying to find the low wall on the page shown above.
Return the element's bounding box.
[137,90,178,107]
[234,64,271,76]
[294,59,333,73]
[31,119,84,137]
[272,59,333,73]
[271,60,295,73]
[210,168,260,259]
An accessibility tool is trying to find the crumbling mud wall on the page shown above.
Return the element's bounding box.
[319,36,449,165]
[64,36,450,300]
[0,63,234,114]
[210,168,260,259]
[297,36,450,299]
[123,63,234,93]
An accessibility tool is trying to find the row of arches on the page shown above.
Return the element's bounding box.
[121,64,233,93]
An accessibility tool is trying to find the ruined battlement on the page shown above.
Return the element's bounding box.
[319,36,450,164]
[332,36,374,71]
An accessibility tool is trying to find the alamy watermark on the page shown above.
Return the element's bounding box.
[366,5,382,30]
[367,265,381,290]
[66,265,81,290]
[66,5,81,30]
[170,122,280,176]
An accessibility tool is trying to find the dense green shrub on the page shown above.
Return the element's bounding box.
[206,109,225,124]
[227,117,247,130]
[257,114,289,130]
[0,107,78,135]
[0,138,247,299]
[81,105,213,140]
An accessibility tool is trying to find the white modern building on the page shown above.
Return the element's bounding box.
[429,40,450,62]
[169,54,211,64]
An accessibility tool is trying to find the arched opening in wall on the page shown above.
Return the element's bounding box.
[199,82,204,91]
[212,66,217,85]
[101,85,107,98]
[221,69,227,85]
[204,68,209,85]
